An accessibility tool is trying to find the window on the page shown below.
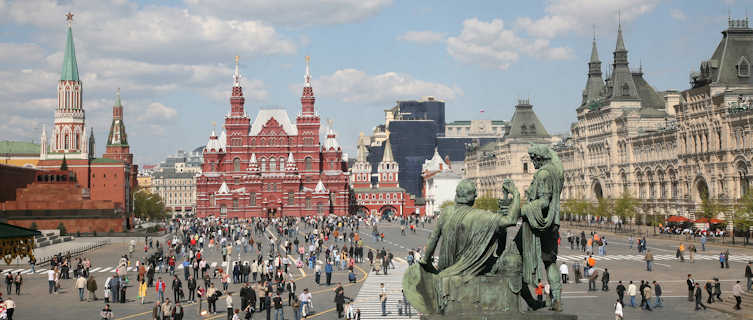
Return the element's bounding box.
[220,205,227,216]
[233,198,239,208]
[233,158,241,171]
[305,157,312,170]
[250,193,256,206]
[305,197,312,209]
[288,192,294,205]
[260,158,267,171]
[622,83,630,96]
[738,56,751,77]
[280,157,286,170]
[234,177,240,184]
[210,194,216,207]
[270,158,277,171]
[523,163,529,173]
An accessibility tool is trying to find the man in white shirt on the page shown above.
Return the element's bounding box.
[559,263,569,283]
[299,288,312,315]
[47,269,56,294]
[226,293,233,320]
[380,283,388,316]
[627,281,637,307]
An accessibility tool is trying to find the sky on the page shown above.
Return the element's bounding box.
[0,0,747,165]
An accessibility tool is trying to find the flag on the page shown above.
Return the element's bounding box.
[480,109,485,113]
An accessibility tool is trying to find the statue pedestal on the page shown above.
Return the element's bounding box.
[437,274,520,315]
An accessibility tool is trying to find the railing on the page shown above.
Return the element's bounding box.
[34,239,112,267]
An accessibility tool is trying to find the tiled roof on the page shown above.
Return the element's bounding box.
[0,141,40,155]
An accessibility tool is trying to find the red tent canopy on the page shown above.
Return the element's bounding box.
[695,218,725,224]
[666,215,690,223]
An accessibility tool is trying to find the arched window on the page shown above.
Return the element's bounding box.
[280,157,286,170]
[622,83,630,96]
[260,158,267,171]
[233,158,241,171]
[738,56,750,77]
[250,192,256,206]
[305,157,312,171]
[64,133,70,150]
[305,197,312,209]
[270,158,277,171]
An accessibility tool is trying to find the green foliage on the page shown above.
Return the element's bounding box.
[133,188,167,220]
[439,200,455,209]
[56,222,67,236]
[614,192,640,224]
[733,190,753,232]
[473,195,500,212]
[699,196,723,220]
[594,197,613,218]
[29,222,38,231]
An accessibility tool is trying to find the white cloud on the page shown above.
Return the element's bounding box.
[184,0,392,26]
[397,31,446,44]
[309,69,462,105]
[446,18,573,70]
[515,0,662,38]
[0,0,296,65]
[670,9,687,21]
[139,102,178,122]
[0,43,46,65]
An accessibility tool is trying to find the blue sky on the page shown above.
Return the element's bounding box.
[0,0,745,164]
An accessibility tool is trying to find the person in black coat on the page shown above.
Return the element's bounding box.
[334,283,349,318]
[187,276,197,302]
[695,283,707,311]
[601,269,610,291]
[705,281,714,303]
[172,275,183,302]
[616,281,626,305]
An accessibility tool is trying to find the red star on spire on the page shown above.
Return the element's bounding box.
[65,12,74,25]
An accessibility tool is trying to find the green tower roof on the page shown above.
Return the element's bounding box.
[60,26,79,81]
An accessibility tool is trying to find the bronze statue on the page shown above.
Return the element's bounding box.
[403,144,568,318]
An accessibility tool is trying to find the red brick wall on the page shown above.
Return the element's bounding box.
[0,164,38,202]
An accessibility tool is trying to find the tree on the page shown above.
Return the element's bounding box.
[614,192,640,227]
[594,197,613,221]
[133,188,167,220]
[473,195,499,212]
[699,196,723,221]
[733,190,753,244]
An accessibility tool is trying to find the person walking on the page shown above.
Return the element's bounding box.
[733,280,743,310]
[653,281,663,308]
[705,280,714,304]
[616,281,625,306]
[745,261,753,292]
[87,275,98,301]
[138,278,147,304]
[627,281,637,307]
[687,274,695,302]
[4,297,15,320]
[13,272,21,295]
[273,292,284,320]
[76,275,87,301]
[601,268,610,291]
[614,299,624,320]
[695,283,707,311]
[225,292,233,320]
[559,263,568,284]
[714,278,723,302]
[325,261,333,286]
[379,283,388,317]
[642,282,653,311]
[187,276,197,302]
